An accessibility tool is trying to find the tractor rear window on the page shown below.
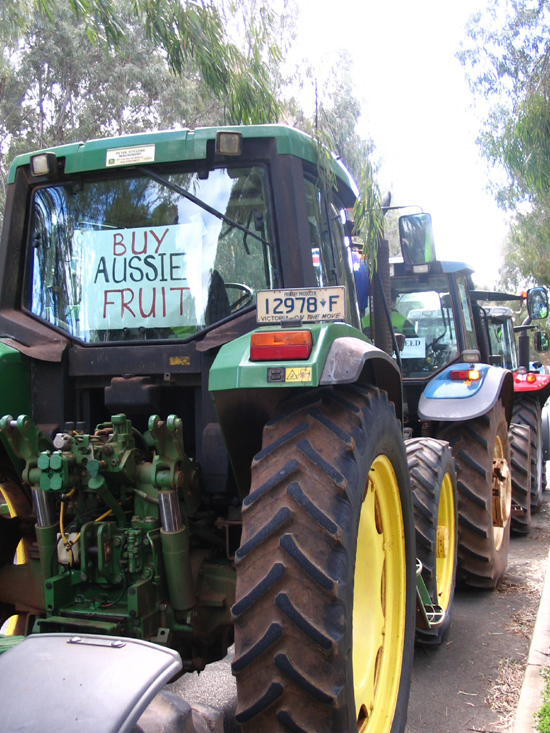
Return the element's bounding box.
[390,274,459,378]
[486,317,518,370]
[24,166,277,342]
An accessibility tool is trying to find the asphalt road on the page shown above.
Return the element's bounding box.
[407,495,550,732]
[169,496,550,733]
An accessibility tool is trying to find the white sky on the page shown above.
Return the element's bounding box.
[293,0,508,287]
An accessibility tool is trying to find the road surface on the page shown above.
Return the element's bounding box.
[168,497,550,732]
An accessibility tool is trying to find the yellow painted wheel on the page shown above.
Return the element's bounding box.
[407,438,458,644]
[436,471,456,611]
[353,455,407,731]
[233,385,416,732]
[0,480,32,635]
[492,434,512,552]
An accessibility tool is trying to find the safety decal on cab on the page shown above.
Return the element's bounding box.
[285,367,312,383]
[106,144,155,167]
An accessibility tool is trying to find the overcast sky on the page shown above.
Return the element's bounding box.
[294,0,507,287]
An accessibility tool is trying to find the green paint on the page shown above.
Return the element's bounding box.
[209,321,369,392]
[8,125,354,190]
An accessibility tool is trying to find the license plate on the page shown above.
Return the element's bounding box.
[257,287,346,324]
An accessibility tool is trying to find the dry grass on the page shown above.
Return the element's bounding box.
[485,657,527,731]
[498,572,541,639]
[483,522,550,730]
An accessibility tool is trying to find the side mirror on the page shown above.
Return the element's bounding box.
[398,213,436,266]
[527,287,549,320]
[535,330,549,353]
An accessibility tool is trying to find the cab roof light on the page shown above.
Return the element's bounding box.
[449,369,481,382]
[462,349,481,364]
[250,331,313,361]
[215,131,242,156]
[30,153,58,177]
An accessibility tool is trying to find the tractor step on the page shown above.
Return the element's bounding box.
[511,501,526,516]
[415,560,445,630]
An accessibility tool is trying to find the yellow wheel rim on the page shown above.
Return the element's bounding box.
[435,472,455,611]
[492,435,511,551]
[0,486,27,635]
[353,455,407,732]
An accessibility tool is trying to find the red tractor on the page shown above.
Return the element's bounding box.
[480,292,550,533]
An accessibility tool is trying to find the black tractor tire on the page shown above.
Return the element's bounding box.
[232,385,416,733]
[509,423,532,535]
[543,400,550,490]
[406,437,458,644]
[437,399,512,589]
[512,395,544,513]
[542,400,550,464]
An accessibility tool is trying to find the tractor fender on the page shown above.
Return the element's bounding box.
[0,633,185,733]
[320,336,403,421]
[513,371,550,408]
[0,342,31,474]
[418,364,514,425]
[209,326,404,495]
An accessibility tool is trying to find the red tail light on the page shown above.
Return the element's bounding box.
[449,369,481,382]
[250,331,313,361]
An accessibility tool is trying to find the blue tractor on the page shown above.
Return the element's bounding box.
[356,212,516,606]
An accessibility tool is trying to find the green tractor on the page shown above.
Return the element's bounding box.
[0,125,458,731]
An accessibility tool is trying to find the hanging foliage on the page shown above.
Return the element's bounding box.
[353,158,384,276]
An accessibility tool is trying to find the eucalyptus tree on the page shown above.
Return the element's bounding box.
[1,0,282,126]
[0,1,226,206]
[0,0,299,214]
[0,0,382,262]
[459,0,550,286]
[281,50,381,268]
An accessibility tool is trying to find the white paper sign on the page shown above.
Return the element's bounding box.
[401,336,425,359]
[80,222,202,331]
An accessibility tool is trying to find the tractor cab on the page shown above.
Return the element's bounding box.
[481,306,518,370]
[379,211,499,433]
[387,212,478,381]
[389,280,461,378]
